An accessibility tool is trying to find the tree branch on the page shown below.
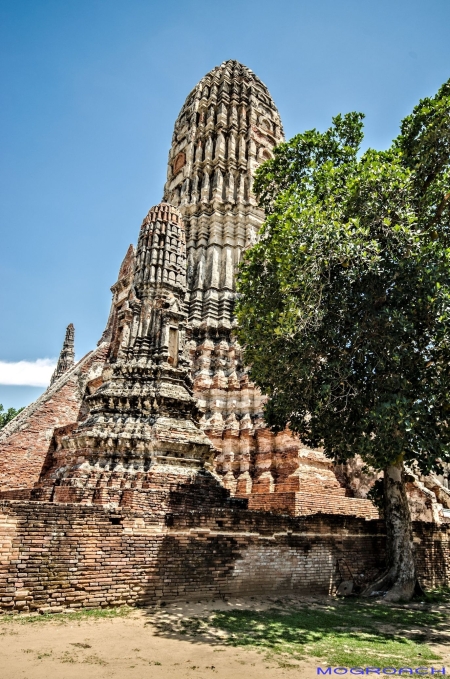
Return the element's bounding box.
[433,191,450,224]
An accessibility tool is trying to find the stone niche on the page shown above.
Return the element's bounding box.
[172,151,186,176]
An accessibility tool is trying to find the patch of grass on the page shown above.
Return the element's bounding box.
[0,606,132,626]
[335,599,445,628]
[60,651,77,663]
[421,587,450,604]
[214,606,441,667]
[169,602,443,669]
[179,618,208,636]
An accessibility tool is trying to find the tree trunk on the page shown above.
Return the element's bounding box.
[363,458,416,602]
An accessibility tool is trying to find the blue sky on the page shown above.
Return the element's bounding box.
[1,0,449,409]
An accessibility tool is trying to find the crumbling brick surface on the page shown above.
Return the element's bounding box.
[0,345,108,493]
[0,499,446,614]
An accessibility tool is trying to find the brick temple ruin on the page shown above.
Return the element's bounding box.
[1,60,450,613]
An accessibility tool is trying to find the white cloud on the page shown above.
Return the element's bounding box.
[0,359,57,387]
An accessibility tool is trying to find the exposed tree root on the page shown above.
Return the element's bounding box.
[362,568,416,602]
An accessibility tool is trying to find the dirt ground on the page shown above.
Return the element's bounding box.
[0,597,323,679]
[0,596,448,679]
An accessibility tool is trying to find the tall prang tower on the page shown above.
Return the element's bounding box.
[163,60,360,507]
[164,60,284,333]
[163,61,286,494]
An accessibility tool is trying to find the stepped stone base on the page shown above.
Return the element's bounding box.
[33,466,242,517]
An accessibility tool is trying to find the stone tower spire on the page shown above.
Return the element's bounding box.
[35,203,221,507]
[162,62,375,512]
[122,202,188,364]
[164,59,284,332]
[50,323,75,385]
[162,61,286,496]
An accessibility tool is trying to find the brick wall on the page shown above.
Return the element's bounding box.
[0,345,108,493]
[0,499,447,614]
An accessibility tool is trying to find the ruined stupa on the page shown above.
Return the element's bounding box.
[0,61,449,615]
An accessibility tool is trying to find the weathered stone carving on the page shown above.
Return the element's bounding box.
[50,323,75,385]
[164,59,283,333]
[33,203,227,509]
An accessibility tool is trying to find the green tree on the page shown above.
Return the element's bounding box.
[0,404,24,430]
[237,80,450,601]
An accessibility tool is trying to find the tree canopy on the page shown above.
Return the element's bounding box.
[237,79,450,477]
[0,404,23,430]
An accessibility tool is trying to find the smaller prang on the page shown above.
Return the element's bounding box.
[50,323,75,385]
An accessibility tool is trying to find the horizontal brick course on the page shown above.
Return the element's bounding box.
[244,492,378,519]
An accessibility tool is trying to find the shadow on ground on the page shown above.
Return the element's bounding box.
[142,595,450,668]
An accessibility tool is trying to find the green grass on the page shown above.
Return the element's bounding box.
[0,606,132,626]
[421,587,450,604]
[168,601,445,669]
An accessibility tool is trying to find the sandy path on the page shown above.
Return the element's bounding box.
[0,597,319,679]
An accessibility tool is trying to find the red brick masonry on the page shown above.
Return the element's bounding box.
[0,345,108,493]
[0,501,447,613]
